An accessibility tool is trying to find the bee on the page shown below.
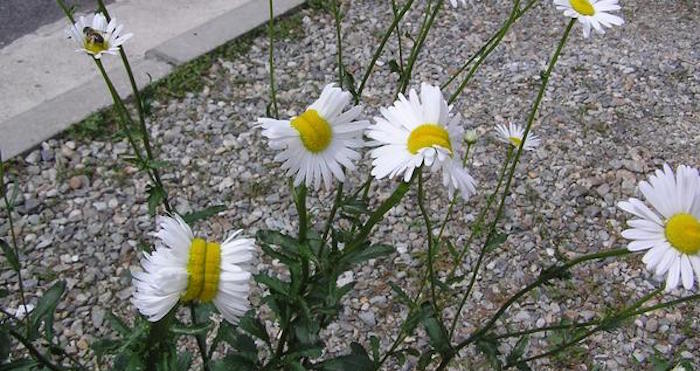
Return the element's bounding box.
[82,27,105,45]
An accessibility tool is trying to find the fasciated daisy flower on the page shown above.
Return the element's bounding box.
[618,164,700,291]
[494,122,540,151]
[132,215,255,324]
[553,0,624,38]
[366,83,476,200]
[67,13,132,59]
[258,84,368,190]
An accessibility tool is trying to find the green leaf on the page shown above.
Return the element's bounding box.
[0,358,39,370]
[92,338,122,359]
[389,282,414,307]
[0,239,19,272]
[339,244,395,268]
[445,238,459,261]
[343,67,358,100]
[105,311,131,336]
[255,274,291,297]
[340,198,369,215]
[484,232,508,253]
[293,317,320,346]
[475,337,502,371]
[322,342,373,370]
[388,59,402,74]
[0,288,8,298]
[369,336,380,362]
[257,230,300,252]
[28,280,65,341]
[146,185,166,216]
[420,303,452,356]
[182,205,226,224]
[416,350,436,370]
[239,312,271,346]
[170,322,212,336]
[211,354,257,371]
[0,330,10,363]
[176,351,193,370]
[505,336,529,369]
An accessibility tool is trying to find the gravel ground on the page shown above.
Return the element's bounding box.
[1,0,698,369]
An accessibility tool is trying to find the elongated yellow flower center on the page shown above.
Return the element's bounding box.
[665,213,700,255]
[182,238,221,303]
[290,109,332,153]
[407,124,452,155]
[509,136,522,147]
[84,39,108,54]
[569,0,595,16]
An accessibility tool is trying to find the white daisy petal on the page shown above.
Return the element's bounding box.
[258,83,366,190]
[493,122,540,151]
[619,164,700,292]
[366,83,477,200]
[553,0,623,38]
[132,216,255,324]
[65,12,131,59]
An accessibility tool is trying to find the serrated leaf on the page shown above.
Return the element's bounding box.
[176,351,193,370]
[28,280,65,341]
[389,282,413,307]
[416,350,436,370]
[484,232,508,253]
[211,354,257,371]
[255,274,291,297]
[146,186,166,216]
[92,338,122,359]
[339,244,395,268]
[322,342,373,370]
[505,335,529,368]
[182,205,226,224]
[420,303,452,356]
[106,311,131,336]
[0,239,19,272]
[239,312,271,346]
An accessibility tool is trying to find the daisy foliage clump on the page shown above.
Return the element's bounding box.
[8,0,696,369]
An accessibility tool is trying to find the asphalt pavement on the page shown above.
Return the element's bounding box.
[0,0,114,47]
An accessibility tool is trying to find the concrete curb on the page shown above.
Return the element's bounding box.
[0,0,305,159]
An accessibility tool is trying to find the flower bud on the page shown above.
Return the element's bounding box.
[464,130,478,145]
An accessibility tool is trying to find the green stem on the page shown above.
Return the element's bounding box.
[391,0,405,71]
[189,304,209,371]
[504,289,664,368]
[9,330,66,371]
[322,183,344,242]
[346,177,414,253]
[96,0,172,213]
[331,0,344,87]
[0,154,30,336]
[355,0,416,102]
[417,169,438,310]
[397,0,443,95]
[445,0,540,104]
[453,248,630,356]
[268,0,279,118]
[448,147,512,339]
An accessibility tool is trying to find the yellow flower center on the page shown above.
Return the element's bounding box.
[665,213,700,255]
[84,39,108,54]
[407,124,453,155]
[182,238,221,303]
[290,109,332,153]
[569,0,595,16]
[509,136,522,147]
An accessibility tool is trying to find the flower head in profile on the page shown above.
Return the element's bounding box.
[132,215,255,323]
[618,164,700,291]
[366,83,476,200]
[553,0,624,38]
[494,123,540,151]
[67,13,132,59]
[258,84,368,190]
[449,0,467,7]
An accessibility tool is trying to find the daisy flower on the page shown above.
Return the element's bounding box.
[366,83,476,200]
[67,13,133,59]
[494,122,540,151]
[450,0,467,7]
[618,164,700,291]
[132,215,255,323]
[553,0,624,38]
[258,84,368,190]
